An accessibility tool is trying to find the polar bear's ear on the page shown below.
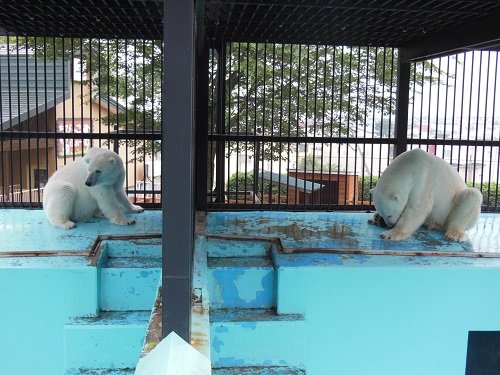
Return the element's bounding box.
[369,188,375,195]
[392,194,401,201]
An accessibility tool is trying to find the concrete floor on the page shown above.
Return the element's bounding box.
[206,211,500,254]
[0,209,162,253]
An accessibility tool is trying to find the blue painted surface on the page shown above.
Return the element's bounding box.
[0,260,98,375]
[208,257,275,309]
[100,240,162,311]
[0,212,162,375]
[205,211,500,375]
[277,265,500,375]
[105,239,162,258]
[100,258,161,311]
[64,311,150,369]
[210,308,306,368]
[207,211,500,253]
[207,238,272,257]
[0,209,162,252]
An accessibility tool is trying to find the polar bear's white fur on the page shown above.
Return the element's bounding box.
[43,148,143,229]
[369,148,482,241]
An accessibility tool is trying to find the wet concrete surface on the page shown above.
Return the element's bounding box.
[206,211,500,254]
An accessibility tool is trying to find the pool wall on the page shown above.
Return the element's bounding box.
[277,257,500,374]
[0,256,97,374]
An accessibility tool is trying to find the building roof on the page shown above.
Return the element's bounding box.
[0,55,70,130]
[260,170,323,194]
[94,96,127,114]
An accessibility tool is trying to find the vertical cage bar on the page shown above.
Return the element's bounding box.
[395,48,410,157]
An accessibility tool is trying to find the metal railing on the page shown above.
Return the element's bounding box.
[1,37,499,212]
[206,43,500,212]
[0,184,44,203]
[0,36,163,208]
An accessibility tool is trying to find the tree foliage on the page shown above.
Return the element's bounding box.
[209,43,444,162]
[2,36,162,161]
[4,36,444,164]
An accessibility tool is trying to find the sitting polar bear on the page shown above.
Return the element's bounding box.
[369,148,482,241]
[43,148,143,229]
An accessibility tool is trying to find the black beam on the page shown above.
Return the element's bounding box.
[394,48,410,157]
[162,0,195,341]
[403,14,500,61]
[215,42,226,203]
[195,0,209,210]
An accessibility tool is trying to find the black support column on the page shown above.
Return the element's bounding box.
[195,0,209,210]
[394,48,411,157]
[162,0,196,341]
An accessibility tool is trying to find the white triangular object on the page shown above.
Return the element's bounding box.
[135,331,211,375]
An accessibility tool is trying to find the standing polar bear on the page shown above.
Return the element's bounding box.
[43,148,144,229]
[369,148,482,241]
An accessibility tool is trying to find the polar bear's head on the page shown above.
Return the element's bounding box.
[370,187,407,228]
[84,148,124,187]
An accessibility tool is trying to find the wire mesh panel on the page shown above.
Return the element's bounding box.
[0,36,162,208]
[1,35,499,212]
[207,43,500,212]
[208,42,398,210]
[409,51,500,212]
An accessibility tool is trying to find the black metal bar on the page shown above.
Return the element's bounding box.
[252,43,260,201]
[0,131,161,141]
[394,48,410,156]
[403,14,500,61]
[162,0,196,341]
[216,42,226,204]
[195,0,209,210]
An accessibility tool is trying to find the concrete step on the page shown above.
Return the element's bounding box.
[207,238,272,257]
[64,311,150,370]
[208,256,275,309]
[212,366,306,374]
[105,240,162,258]
[210,308,306,368]
[100,256,161,311]
[65,369,135,374]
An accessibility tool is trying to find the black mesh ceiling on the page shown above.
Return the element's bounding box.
[1,0,500,50]
[205,0,500,47]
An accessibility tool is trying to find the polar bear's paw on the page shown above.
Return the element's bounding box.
[110,215,136,226]
[94,209,105,218]
[445,229,467,242]
[130,204,144,213]
[54,220,76,230]
[368,212,387,227]
[380,228,411,241]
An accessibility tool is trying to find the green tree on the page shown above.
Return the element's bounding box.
[4,37,443,168]
[213,43,443,162]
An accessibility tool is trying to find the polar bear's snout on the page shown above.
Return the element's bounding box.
[85,172,98,187]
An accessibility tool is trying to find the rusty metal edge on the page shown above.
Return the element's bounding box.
[0,251,88,258]
[0,233,162,265]
[88,233,162,266]
[204,233,500,259]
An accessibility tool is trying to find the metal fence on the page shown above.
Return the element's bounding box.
[0,36,162,208]
[207,43,500,212]
[1,37,499,212]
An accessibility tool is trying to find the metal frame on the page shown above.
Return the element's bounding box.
[162,0,196,341]
[0,0,499,344]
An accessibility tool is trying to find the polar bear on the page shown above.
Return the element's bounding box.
[43,148,144,229]
[369,148,482,241]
